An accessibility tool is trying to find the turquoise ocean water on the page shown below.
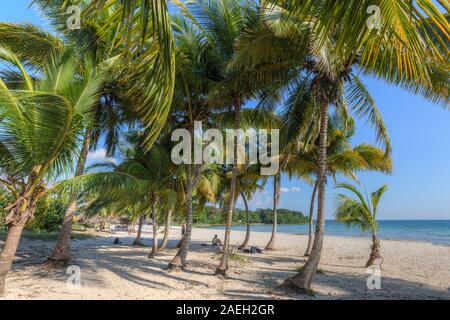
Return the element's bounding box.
[207,220,450,245]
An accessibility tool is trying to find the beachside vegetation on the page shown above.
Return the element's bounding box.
[335,183,388,267]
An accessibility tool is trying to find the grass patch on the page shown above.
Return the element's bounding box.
[72,224,88,231]
[0,230,96,242]
[229,253,248,263]
[295,265,325,275]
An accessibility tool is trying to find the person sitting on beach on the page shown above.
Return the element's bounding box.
[212,234,222,247]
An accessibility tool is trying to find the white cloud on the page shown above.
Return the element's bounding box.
[87,148,117,165]
[236,189,272,210]
[291,187,301,192]
[280,187,290,193]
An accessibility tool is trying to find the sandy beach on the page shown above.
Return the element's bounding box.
[1,227,449,300]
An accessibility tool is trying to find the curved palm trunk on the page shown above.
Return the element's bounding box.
[157,209,173,251]
[0,222,26,296]
[366,233,381,267]
[304,179,318,256]
[282,102,329,292]
[49,128,91,263]
[238,192,250,250]
[215,101,241,276]
[0,197,36,296]
[133,215,146,246]
[168,164,201,269]
[266,173,280,250]
[149,200,158,258]
[129,221,136,235]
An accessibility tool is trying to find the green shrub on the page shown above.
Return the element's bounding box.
[0,187,12,232]
[28,196,67,232]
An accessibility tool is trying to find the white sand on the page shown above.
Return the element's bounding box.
[1,227,449,300]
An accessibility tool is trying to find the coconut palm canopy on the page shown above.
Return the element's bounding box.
[0,0,448,298]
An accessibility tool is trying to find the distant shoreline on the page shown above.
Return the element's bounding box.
[202,220,450,246]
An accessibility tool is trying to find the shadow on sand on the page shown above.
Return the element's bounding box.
[6,233,449,300]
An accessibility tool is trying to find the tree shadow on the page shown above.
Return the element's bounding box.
[6,233,449,300]
[279,271,450,300]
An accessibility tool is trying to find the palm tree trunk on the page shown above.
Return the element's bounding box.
[215,100,241,276]
[168,163,201,269]
[149,199,158,258]
[238,192,250,250]
[49,128,91,263]
[0,199,35,296]
[157,209,173,251]
[129,221,136,235]
[266,172,280,250]
[133,215,145,246]
[0,222,26,296]
[366,233,381,267]
[304,179,318,256]
[281,102,329,292]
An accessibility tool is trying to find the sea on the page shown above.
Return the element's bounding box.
[207,220,450,246]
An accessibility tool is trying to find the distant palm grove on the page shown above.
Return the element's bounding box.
[0,0,448,297]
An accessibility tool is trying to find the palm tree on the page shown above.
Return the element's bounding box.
[156,171,183,251]
[0,19,132,263]
[265,172,280,250]
[30,0,176,149]
[58,130,217,257]
[134,214,147,246]
[92,132,176,257]
[0,47,108,296]
[176,0,292,275]
[236,0,449,291]
[215,163,263,251]
[14,0,175,262]
[166,14,221,270]
[287,115,393,256]
[335,183,388,267]
[236,167,264,251]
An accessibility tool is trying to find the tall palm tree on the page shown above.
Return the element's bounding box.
[31,0,176,149]
[288,115,393,256]
[335,183,388,267]
[166,14,221,270]
[0,47,109,296]
[176,0,291,275]
[0,17,134,263]
[265,172,280,250]
[235,0,448,291]
[14,0,175,262]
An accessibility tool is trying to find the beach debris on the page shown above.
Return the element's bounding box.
[243,246,263,254]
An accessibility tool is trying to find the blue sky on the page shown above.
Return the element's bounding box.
[2,0,449,220]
